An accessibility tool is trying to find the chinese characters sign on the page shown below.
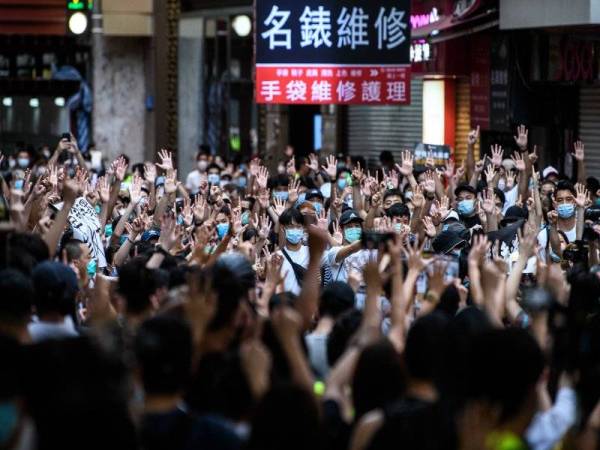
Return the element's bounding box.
[256,0,411,105]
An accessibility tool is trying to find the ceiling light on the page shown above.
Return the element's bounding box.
[2,97,12,107]
[54,97,66,107]
[29,98,40,108]
[68,11,88,35]
[232,15,252,37]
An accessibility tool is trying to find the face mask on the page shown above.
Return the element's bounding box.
[241,210,250,226]
[208,174,220,185]
[457,199,475,216]
[37,166,47,176]
[220,179,230,188]
[104,223,113,237]
[394,222,403,233]
[119,234,129,246]
[595,198,600,207]
[42,149,51,159]
[337,178,347,190]
[14,179,24,190]
[95,204,101,214]
[216,223,230,239]
[497,178,506,191]
[344,227,362,243]
[404,191,413,201]
[197,160,208,171]
[0,401,19,445]
[8,159,15,169]
[237,177,247,188]
[312,202,322,215]
[298,193,306,205]
[557,203,575,219]
[273,191,289,202]
[87,259,97,277]
[17,158,29,168]
[277,164,286,174]
[285,228,304,245]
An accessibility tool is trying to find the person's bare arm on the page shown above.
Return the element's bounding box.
[465,126,480,182]
[505,232,536,322]
[467,235,487,307]
[334,240,361,263]
[295,226,328,330]
[43,179,78,257]
[573,141,587,184]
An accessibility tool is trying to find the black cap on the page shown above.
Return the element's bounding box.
[432,231,467,255]
[454,183,477,197]
[500,205,529,227]
[340,209,364,226]
[305,189,324,201]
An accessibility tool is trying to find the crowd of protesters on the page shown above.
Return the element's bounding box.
[2,127,600,450]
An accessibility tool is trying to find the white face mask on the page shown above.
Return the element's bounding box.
[197,160,208,171]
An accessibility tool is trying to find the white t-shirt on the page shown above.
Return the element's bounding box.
[502,186,520,214]
[537,224,576,261]
[278,246,330,295]
[325,246,375,284]
[186,170,203,194]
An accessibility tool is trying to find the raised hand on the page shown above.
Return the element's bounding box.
[467,125,480,146]
[352,161,365,184]
[159,214,184,251]
[484,165,496,187]
[575,183,589,208]
[480,188,496,215]
[411,185,425,209]
[505,171,516,191]
[468,234,489,267]
[193,194,207,222]
[272,195,286,216]
[573,140,585,162]
[258,214,272,240]
[454,162,466,184]
[256,166,269,190]
[490,144,504,168]
[514,124,528,151]
[182,196,194,226]
[98,176,110,204]
[331,221,343,246]
[129,174,143,205]
[144,162,157,183]
[443,160,455,181]
[510,152,526,172]
[316,207,328,231]
[156,148,173,171]
[422,171,436,194]
[288,178,300,204]
[396,150,414,177]
[404,238,426,273]
[474,158,485,174]
[114,156,128,182]
[164,169,178,195]
[308,153,319,173]
[322,155,338,180]
[422,216,437,238]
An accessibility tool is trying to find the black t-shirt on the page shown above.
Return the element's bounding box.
[141,407,242,450]
[459,213,482,230]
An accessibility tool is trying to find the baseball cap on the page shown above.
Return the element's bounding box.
[500,205,529,227]
[305,189,324,202]
[542,166,559,179]
[432,230,467,255]
[340,209,364,226]
[141,229,161,242]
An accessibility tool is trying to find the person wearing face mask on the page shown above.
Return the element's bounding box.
[386,203,411,234]
[207,164,222,187]
[383,189,404,213]
[324,209,370,285]
[305,189,325,216]
[185,150,211,194]
[15,150,31,170]
[215,208,231,241]
[277,208,328,295]
[454,184,481,230]
[537,181,578,262]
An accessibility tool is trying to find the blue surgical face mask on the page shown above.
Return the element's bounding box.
[404,191,413,201]
[119,234,129,246]
[95,204,102,214]
[104,224,113,238]
[0,401,19,445]
[216,222,230,239]
[241,210,251,226]
[557,203,575,219]
[337,178,347,190]
[312,202,322,215]
[208,174,220,185]
[14,179,24,190]
[285,228,304,245]
[344,227,362,243]
[394,222,403,233]
[273,191,289,202]
[237,177,247,188]
[457,199,475,216]
[87,259,97,277]
[17,158,29,168]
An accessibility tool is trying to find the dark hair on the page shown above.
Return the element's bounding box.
[327,309,362,366]
[404,312,449,381]
[0,269,33,324]
[269,174,290,190]
[587,177,600,195]
[61,239,84,263]
[386,203,410,218]
[135,316,192,395]
[242,227,259,242]
[319,282,355,318]
[6,232,50,274]
[352,339,406,419]
[383,189,403,202]
[279,208,305,227]
[117,257,158,315]
[556,180,576,197]
[465,328,544,422]
[207,163,221,172]
[247,383,323,450]
[380,151,394,165]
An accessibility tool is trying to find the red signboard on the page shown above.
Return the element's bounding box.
[255,64,410,105]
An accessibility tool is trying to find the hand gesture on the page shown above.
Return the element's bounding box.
[404,238,426,272]
[322,155,338,180]
[265,252,285,289]
[468,234,489,267]
[510,152,526,172]
[490,144,504,168]
[352,161,365,184]
[428,260,449,298]
[258,189,270,210]
[411,185,425,209]
[98,176,110,203]
[547,209,558,226]
[484,164,496,187]
[316,207,328,231]
[256,166,269,190]
[182,196,194,226]
[396,150,414,177]
[157,148,173,171]
[193,194,207,222]
[480,188,496,215]
[164,169,178,195]
[272,194,286,216]
[159,214,183,251]
[443,160,455,181]
[129,174,143,204]
[529,145,539,165]
[575,183,589,208]
[454,162,466,184]
[114,156,128,182]
[435,195,450,220]
[517,228,537,259]
[308,153,319,173]
[258,214,272,240]
[144,162,157,183]
[422,216,437,238]
[307,224,329,258]
[288,178,300,204]
[573,140,585,162]
[474,158,485,174]
[505,171,516,191]
[467,125,480,146]
[422,171,436,194]
[514,124,528,151]
[331,221,343,246]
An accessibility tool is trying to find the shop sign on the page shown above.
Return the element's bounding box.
[255,0,411,105]
[411,40,431,63]
[410,8,440,29]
